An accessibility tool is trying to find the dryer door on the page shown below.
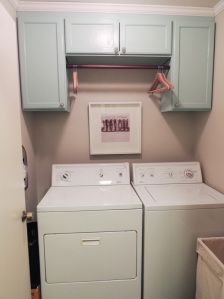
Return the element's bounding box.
[44,231,137,283]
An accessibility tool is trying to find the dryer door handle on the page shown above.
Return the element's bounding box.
[81,238,101,246]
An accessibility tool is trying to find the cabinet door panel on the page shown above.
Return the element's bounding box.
[120,19,172,55]
[18,15,68,111]
[171,20,214,110]
[65,16,119,54]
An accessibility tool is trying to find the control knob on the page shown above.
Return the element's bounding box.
[61,172,70,181]
[99,171,104,178]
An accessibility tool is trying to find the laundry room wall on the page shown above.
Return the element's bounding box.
[20,112,37,218]
[22,69,197,203]
[194,10,224,193]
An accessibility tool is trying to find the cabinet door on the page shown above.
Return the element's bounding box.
[120,17,172,55]
[171,20,214,111]
[65,15,119,54]
[18,15,68,111]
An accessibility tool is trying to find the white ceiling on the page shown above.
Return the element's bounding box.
[20,0,220,8]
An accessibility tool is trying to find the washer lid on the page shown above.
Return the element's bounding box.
[133,183,224,210]
[37,185,142,212]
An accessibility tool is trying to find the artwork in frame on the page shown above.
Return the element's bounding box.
[88,102,142,155]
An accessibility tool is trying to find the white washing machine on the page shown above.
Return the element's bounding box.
[37,163,142,299]
[132,162,224,299]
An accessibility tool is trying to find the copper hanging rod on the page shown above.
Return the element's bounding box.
[66,64,170,70]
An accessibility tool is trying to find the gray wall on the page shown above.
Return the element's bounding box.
[194,10,224,193]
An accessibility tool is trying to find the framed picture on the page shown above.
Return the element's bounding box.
[88,102,142,155]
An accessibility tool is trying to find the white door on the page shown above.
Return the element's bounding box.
[0,1,31,299]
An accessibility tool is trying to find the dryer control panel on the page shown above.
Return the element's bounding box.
[133,162,202,185]
[52,163,130,186]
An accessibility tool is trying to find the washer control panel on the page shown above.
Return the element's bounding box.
[133,162,202,185]
[52,163,130,186]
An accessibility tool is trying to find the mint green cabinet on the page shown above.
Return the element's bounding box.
[120,17,172,55]
[65,15,119,54]
[161,19,215,111]
[17,13,215,112]
[18,14,68,111]
[65,14,172,56]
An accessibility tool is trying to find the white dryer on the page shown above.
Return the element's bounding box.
[37,163,142,299]
[132,162,224,299]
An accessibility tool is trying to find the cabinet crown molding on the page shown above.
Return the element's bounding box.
[15,1,216,16]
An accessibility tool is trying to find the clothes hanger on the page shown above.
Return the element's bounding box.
[148,67,173,94]
[73,67,78,94]
[161,72,173,89]
[148,70,171,94]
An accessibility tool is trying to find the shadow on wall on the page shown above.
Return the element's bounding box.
[162,112,196,160]
[193,111,217,185]
[193,112,211,149]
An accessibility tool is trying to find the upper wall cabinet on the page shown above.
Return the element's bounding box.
[120,17,172,55]
[161,18,215,112]
[65,14,172,56]
[17,12,215,112]
[65,16,119,54]
[18,15,69,111]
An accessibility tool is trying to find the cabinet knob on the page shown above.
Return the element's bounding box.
[59,103,64,108]
[114,47,119,55]
[122,47,126,54]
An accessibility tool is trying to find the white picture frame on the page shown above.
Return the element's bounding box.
[88,102,142,155]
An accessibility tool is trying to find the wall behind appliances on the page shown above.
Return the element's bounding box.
[20,112,37,219]
[194,10,224,193]
[27,69,196,202]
